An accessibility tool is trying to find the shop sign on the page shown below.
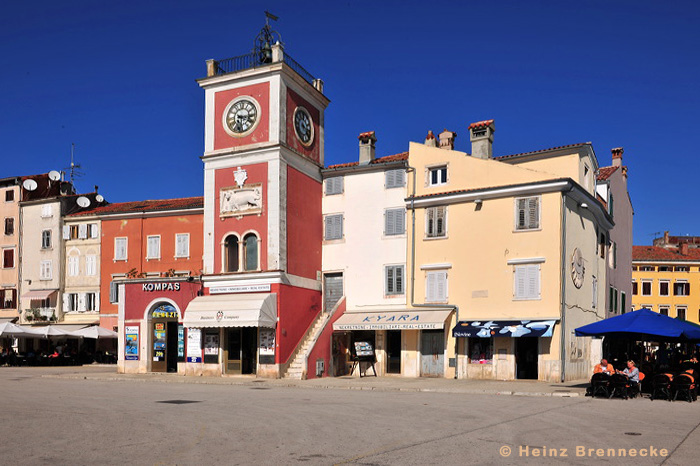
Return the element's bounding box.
[204,333,219,356]
[186,328,202,363]
[125,326,139,360]
[152,304,178,319]
[209,284,271,294]
[142,282,181,292]
[177,325,185,359]
[153,323,165,361]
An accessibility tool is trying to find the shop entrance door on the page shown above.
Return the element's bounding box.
[420,330,444,377]
[516,338,538,379]
[224,327,257,375]
[386,330,401,374]
[152,320,178,373]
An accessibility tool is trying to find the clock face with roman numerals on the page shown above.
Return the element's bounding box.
[293,106,314,146]
[224,98,260,136]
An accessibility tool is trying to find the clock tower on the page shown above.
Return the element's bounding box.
[193,17,329,377]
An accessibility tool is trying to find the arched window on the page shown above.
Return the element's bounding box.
[224,235,239,272]
[243,233,258,271]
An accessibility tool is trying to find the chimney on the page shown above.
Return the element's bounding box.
[680,242,689,255]
[664,230,669,245]
[358,131,377,165]
[424,130,437,147]
[438,129,457,150]
[611,147,624,168]
[468,119,495,159]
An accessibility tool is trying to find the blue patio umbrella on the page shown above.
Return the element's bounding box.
[575,308,700,342]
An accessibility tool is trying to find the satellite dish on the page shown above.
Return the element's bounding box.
[76,196,91,208]
[95,194,104,203]
[48,170,61,182]
[22,179,38,191]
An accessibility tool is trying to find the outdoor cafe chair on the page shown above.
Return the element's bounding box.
[650,374,673,401]
[590,373,610,398]
[672,374,697,403]
[609,374,631,399]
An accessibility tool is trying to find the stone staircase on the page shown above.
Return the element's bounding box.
[284,313,330,379]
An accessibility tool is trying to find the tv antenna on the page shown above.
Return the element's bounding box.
[63,143,84,186]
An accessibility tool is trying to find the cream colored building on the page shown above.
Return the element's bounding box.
[322,133,433,377]
[62,216,101,325]
[407,121,613,382]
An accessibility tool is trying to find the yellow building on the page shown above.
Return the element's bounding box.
[632,233,700,325]
[406,122,614,382]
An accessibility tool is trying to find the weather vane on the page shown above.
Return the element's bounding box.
[255,11,282,64]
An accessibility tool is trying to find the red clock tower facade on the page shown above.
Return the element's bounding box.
[185,24,329,377]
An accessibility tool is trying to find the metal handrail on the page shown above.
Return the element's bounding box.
[212,51,316,86]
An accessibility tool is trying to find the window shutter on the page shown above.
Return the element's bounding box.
[396,209,405,234]
[385,210,394,235]
[90,224,98,238]
[336,216,343,239]
[386,267,394,294]
[78,293,86,312]
[386,170,395,188]
[325,217,332,239]
[436,272,447,301]
[63,293,70,312]
[176,234,189,257]
[109,282,118,303]
[78,224,87,239]
[427,208,435,236]
[396,266,403,293]
[527,265,540,299]
[514,266,526,298]
[94,291,100,312]
[427,273,436,301]
[528,198,539,228]
[517,199,526,229]
[326,177,343,195]
[436,207,445,236]
[63,225,70,240]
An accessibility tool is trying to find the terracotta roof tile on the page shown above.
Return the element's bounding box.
[633,245,700,262]
[326,152,408,169]
[68,196,203,217]
[495,142,589,161]
[358,131,376,140]
[597,166,619,181]
[468,120,494,130]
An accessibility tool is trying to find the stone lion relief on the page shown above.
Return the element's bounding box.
[220,183,262,218]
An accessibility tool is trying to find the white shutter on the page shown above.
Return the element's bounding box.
[90,223,98,238]
[514,266,526,298]
[94,291,100,312]
[86,255,96,276]
[426,273,437,302]
[528,198,539,228]
[63,225,70,240]
[326,177,343,195]
[385,210,395,235]
[78,224,88,239]
[436,271,447,301]
[395,209,405,234]
[115,238,126,260]
[527,265,540,299]
[176,234,189,257]
[78,293,86,312]
[63,293,70,312]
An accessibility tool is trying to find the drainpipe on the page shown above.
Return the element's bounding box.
[406,166,459,379]
[559,189,571,383]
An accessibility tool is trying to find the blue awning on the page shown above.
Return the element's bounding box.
[452,319,557,338]
[575,308,700,341]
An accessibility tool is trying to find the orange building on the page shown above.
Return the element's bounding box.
[69,197,204,331]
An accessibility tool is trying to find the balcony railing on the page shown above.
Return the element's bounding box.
[210,51,317,86]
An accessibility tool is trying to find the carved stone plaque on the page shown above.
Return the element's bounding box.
[220,183,263,218]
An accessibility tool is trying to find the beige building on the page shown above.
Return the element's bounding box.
[406,121,614,382]
[62,216,101,325]
[1,177,21,321]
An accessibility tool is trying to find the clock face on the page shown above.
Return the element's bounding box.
[223,97,260,136]
[293,106,314,146]
[571,248,585,289]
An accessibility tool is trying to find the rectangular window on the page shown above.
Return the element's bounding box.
[70,225,79,239]
[86,255,96,276]
[114,238,128,261]
[41,204,53,218]
[468,338,493,364]
[599,234,606,259]
[657,266,671,272]
[90,223,99,239]
[514,264,540,300]
[324,214,343,240]
[5,190,14,202]
[147,236,161,259]
[674,281,690,296]
[609,286,615,311]
[613,288,619,312]
[40,260,52,280]
[632,281,638,295]
[426,270,448,303]
[385,265,405,295]
[428,166,447,186]
[641,281,652,296]
[2,249,14,268]
[0,289,16,309]
[640,266,654,271]
[676,307,687,320]
[41,230,52,249]
[325,177,343,195]
[659,306,669,317]
[66,293,78,312]
[659,281,669,296]
[175,233,190,258]
[620,291,626,314]
[384,208,405,236]
[426,206,446,238]
[385,169,405,189]
[4,218,13,235]
[68,256,79,276]
[109,282,119,304]
[86,292,97,311]
[78,224,88,239]
[675,266,689,272]
[515,196,540,230]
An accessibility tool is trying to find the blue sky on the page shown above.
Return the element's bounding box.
[1,1,698,244]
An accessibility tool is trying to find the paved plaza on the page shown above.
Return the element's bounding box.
[0,366,698,465]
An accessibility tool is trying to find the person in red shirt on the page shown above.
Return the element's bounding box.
[593,358,615,375]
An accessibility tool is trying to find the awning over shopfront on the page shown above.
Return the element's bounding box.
[182,293,277,328]
[452,319,558,338]
[21,289,57,300]
[333,309,453,331]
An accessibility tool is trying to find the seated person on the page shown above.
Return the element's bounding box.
[620,360,640,384]
[594,358,615,375]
